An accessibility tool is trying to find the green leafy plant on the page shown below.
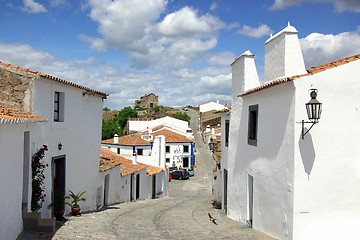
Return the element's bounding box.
[66,191,86,207]
[31,145,48,212]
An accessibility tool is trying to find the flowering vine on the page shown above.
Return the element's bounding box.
[31,144,48,212]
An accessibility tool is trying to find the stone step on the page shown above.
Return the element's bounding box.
[21,202,55,233]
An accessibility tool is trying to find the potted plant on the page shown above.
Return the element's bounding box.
[66,190,86,216]
[51,191,68,220]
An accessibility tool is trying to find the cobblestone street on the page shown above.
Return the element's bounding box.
[17,109,275,240]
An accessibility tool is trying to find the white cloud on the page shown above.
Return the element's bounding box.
[207,52,237,66]
[153,7,223,37]
[0,42,232,109]
[22,0,47,13]
[84,0,225,70]
[79,34,107,52]
[210,2,218,11]
[300,29,360,67]
[270,0,360,12]
[237,24,272,38]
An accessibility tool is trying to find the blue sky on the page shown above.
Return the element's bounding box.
[0,0,359,109]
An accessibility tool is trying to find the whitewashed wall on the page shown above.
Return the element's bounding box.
[165,142,193,168]
[227,83,295,239]
[100,165,121,206]
[32,77,104,217]
[129,116,189,133]
[0,123,33,240]
[102,144,152,156]
[199,102,226,113]
[292,60,360,240]
[219,112,230,210]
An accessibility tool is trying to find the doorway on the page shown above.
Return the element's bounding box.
[22,131,30,205]
[103,174,110,206]
[183,157,189,168]
[136,174,140,200]
[247,174,254,227]
[130,174,134,201]
[52,156,66,216]
[223,169,228,213]
[152,175,156,199]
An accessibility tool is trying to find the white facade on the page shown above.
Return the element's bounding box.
[0,63,107,239]
[0,122,37,240]
[223,23,360,240]
[128,116,190,135]
[199,101,227,113]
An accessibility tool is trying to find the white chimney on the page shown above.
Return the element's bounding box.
[231,50,260,101]
[147,127,152,135]
[211,127,215,135]
[114,134,119,144]
[264,22,306,82]
[132,153,137,165]
[206,125,211,132]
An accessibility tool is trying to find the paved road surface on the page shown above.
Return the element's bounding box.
[18,108,275,240]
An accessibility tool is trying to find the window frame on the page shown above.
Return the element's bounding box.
[165,145,170,153]
[247,104,258,146]
[136,148,143,156]
[225,119,230,147]
[54,91,64,122]
[183,145,189,153]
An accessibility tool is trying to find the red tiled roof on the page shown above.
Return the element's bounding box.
[0,61,108,99]
[102,133,150,146]
[99,149,165,176]
[240,54,360,97]
[100,149,147,176]
[0,104,47,124]
[151,129,193,143]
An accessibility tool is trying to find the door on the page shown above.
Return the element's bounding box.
[22,131,30,205]
[247,174,254,227]
[103,174,110,206]
[183,157,189,168]
[223,169,228,213]
[136,174,140,200]
[130,174,134,201]
[152,175,156,199]
[52,156,66,215]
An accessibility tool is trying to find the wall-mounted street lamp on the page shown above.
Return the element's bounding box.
[302,89,322,139]
[58,143,63,150]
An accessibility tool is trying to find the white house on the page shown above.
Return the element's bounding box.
[102,125,195,169]
[0,105,48,240]
[199,101,227,113]
[128,116,192,138]
[100,148,168,204]
[0,61,107,239]
[222,23,360,240]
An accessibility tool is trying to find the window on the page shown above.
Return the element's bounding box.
[54,92,64,122]
[166,145,170,153]
[117,148,120,154]
[150,102,154,108]
[225,120,230,147]
[166,158,170,163]
[248,105,258,146]
[183,145,189,153]
[136,148,143,155]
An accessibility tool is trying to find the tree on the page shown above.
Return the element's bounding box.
[173,112,191,123]
[102,119,119,140]
[116,106,138,134]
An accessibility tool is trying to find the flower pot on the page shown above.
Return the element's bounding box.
[54,210,65,221]
[71,205,81,216]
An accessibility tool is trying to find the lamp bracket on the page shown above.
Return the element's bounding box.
[301,120,318,139]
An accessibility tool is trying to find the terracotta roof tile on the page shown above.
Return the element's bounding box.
[100,149,147,176]
[0,61,108,99]
[151,129,193,143]
[102,133,150,146]
[0,104,47,124]
[240,54,360,97]
[99,149,164,176]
